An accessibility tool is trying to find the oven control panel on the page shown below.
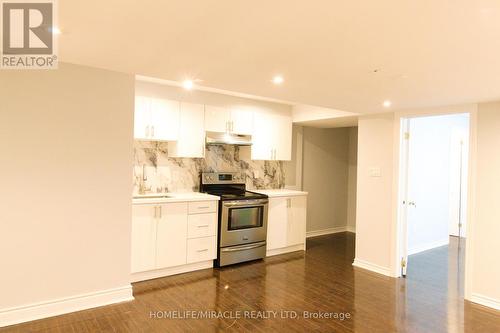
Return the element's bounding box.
[201,172,245,184]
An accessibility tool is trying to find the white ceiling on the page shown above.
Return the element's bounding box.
[59,1,500,114]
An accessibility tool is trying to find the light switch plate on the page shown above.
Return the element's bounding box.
[369,167,382,177]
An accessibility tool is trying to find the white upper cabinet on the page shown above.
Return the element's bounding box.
[205,105,230,133]
[134,96,179,141]
[134,96,152,140]
[150,98,180,141]
[168,102,205,158]
[204,105,254,135]
[251,112,275,160]
[230,108,254,135]
[251,112,292,161]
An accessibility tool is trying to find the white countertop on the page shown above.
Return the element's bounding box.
[252,189,308,198]
[132,192,219,204]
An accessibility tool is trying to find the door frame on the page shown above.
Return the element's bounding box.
[392,105,477,300]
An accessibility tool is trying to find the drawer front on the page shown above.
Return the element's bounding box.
[188,213,217,239]
[188,201,217,214]
[187,236,217,264]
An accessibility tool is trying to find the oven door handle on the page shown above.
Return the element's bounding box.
[223,199,268,207]
[220,241,266,252]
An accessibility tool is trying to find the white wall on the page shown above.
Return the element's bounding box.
[354,104,500,309]
[406,114,469,255]
[347,127,358,232]
[468,103,500,308]
[302,127,357,234]
[353,113,396,276]
[0,63,135,326]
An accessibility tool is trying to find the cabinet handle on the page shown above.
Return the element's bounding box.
[197,206,210,209]
[231,121,234,132]
[197,249,209,252]
[145,125,150,138]
[153,206,157,219]
[197,224,209,228]
[159,206,162,218]
[151,126,155,138]
[226,121,229,133]
[270,149,274,160]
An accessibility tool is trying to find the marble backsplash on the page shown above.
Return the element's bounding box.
[133,141,285,194]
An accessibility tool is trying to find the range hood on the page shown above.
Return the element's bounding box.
[206,131,253,146]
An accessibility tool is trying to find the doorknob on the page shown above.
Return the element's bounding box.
[408,201,417,208]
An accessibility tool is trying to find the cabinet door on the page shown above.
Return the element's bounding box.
[267,197,288,250]
[230,108,254,135]
[150,98,180,141]
[131,205,157,273]
[274,114,293,161]
[205,105,230,133]
[168,102,205,158]
[251,112,275,160]
[156,203,188,269]
[287,196,307,247]
[134,96,152,140]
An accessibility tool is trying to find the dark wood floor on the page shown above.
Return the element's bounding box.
[2,233,499,332]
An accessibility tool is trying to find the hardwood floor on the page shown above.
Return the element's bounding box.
[2,233,499,332]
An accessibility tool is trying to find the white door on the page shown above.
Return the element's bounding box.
[150,98,180,141]
[288,196,307,246]
[267,197,288,250]
[230,108,254,135]
[168,102,205,158]
[205,105,230,133]
[274,114,293,161]
[251,112,275,160]
[131,205,157,273]
[156,203,188,268]
[406,117,452,257]
[134,96,152,140]
[448,128,469,237]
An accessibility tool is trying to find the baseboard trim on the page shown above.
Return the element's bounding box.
[131,260,213,283]
[352,258,394,277]
[266,244,305,257]
[469,293,500,311]
[306,226,355,238]
[0,285,133,328]
[408,239,449,256]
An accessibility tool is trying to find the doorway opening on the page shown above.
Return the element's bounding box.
[397,113,470,279]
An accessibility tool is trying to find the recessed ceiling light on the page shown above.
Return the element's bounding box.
[182,80,194,90]
[272,76,284,85]
[50,27,61,35]
[383,100,392,108]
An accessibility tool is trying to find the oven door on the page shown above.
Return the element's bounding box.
[220,199,268,247]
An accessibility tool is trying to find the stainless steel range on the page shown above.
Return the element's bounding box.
[200,172,268,267]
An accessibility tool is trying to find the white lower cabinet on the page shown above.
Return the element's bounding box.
[156,203,188,269]
[266,195,307,256]
[131,200,218,280]
[131,205,157,273]
[187,236,217,264]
